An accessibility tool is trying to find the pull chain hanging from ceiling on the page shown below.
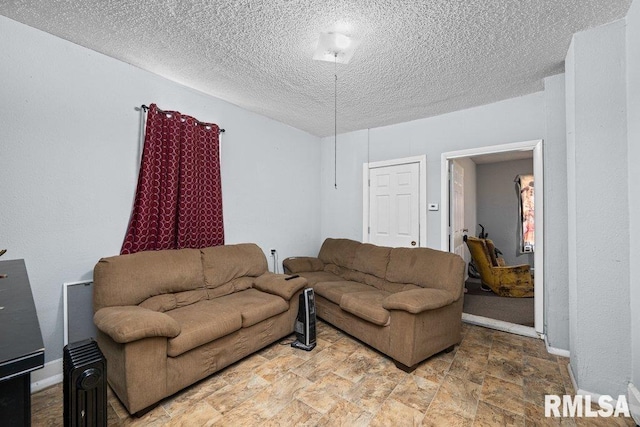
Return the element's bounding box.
[334,52,338,190]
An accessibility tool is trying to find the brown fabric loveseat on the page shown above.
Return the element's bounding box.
[283,238,465,371]
[93,243,306,414]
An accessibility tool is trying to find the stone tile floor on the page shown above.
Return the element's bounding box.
[32,320,636,426]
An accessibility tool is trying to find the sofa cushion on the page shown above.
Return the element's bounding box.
[386,247,465,300]
[352,243,391,278]
[298,271,343,286]
[201,243,267,289]
[318,238,360,270]
[313,280,373,305]
[206,277,254,300]
[166,300,242,357]
[283,257,324,274]
[211,289,289,328]
[382,288,456,313]
[340,291,391,326]
[139,289,209,313]
[93,248,204,310]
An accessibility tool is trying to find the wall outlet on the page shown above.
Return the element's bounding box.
[270,248,276,256]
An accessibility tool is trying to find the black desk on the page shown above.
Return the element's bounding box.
[0,259,45,427]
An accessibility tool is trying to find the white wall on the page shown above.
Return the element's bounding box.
[626,0,640,405]
[566,19,631,396]
[0,16,321,364]
[476,158,534,267]
[542,73,569,351]
[320,93,546,249]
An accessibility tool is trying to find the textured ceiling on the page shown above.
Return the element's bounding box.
[0,1,632,137]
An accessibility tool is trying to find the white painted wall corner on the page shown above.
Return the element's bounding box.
[629,382,640,424]
[31,358,63,393]
[544,334,570,358]
[568,362,636,420]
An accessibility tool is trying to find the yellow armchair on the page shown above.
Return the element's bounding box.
[465,236,534,298]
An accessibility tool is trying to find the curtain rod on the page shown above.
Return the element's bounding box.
[141,105,225,133]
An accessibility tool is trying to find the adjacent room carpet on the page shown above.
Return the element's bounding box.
[464,278,534,327]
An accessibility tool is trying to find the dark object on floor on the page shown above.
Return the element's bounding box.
[291,288,317,351]
[63,338,107,427]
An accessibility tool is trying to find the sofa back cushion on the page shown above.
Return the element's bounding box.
[320,238,391,279]
[139,289,209,313]
[93,248,204,311]
[201,243,267,290]
[386,247,465,300]
[352,243,391,278]
[318,238,360,269]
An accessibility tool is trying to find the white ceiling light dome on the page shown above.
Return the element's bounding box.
[313,31,360,64]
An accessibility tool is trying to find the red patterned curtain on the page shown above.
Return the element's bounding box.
[121,104,224,254]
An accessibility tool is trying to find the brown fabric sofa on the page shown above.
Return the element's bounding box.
[283,238,465,371]
[93,243,306,414]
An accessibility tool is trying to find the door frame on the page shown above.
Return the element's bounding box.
[449,159,466,262]
[363,155,427,246]
[441,139,544,335]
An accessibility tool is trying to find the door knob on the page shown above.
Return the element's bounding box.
[411,241,417,246]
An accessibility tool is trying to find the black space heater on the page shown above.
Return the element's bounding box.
[63,338,107,427]
[291,288,317,351]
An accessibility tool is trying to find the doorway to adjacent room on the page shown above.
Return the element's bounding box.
[441,140,544,338]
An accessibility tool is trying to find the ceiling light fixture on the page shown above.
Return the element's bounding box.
[313,31,359,189]
[313,32,359,64]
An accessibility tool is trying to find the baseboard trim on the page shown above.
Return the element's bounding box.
[543,334,570,358]
[31,358,63,393]
[462,313,539,339]
[567,362,636,418]
[568,362,578,391]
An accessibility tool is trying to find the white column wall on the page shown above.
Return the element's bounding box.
[626,0,640,408]
[565,19,631,396]
[543,73,570,351]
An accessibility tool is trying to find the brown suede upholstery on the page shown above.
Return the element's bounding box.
[284,238,465,370]
[93,306,181,343]
[340,291,391,326]
[465,236,533,297]
[93,243,306,414]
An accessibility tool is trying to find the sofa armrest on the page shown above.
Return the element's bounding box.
[383,288,456,314]
[282,257,324,274]
[254,272,307,300]
[94,306,181,344]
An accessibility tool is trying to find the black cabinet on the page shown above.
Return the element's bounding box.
[0,259,45,427]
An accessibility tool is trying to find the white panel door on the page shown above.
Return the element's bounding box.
[369,162,420,247]
[450,160,465,259]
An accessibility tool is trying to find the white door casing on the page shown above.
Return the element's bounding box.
[363,155,427,247]
[450,160,466,259]
[441,140,544,336]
